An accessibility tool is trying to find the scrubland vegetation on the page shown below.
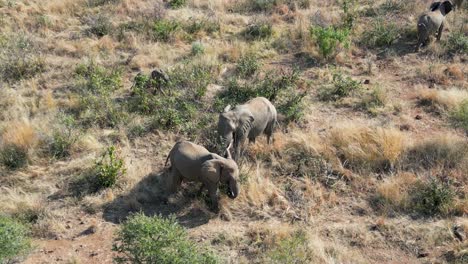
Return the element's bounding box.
[0,0,467,263]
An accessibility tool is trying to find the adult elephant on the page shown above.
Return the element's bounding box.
[164,141,240,212]
[217,97,277,161]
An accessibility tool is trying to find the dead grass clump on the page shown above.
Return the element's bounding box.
[418,88,468,112]
[372,172,418,215]
[329,124,406,172]
[0,121,37,169]
[404,135,468,171]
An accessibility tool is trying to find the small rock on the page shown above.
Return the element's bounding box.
[415,115,423,120]
[79,225,97,236]
[417,252,429,258]
[399,124,411,131]
[364,79,370,84]
[90,252,99,257]
[453,225,465,242]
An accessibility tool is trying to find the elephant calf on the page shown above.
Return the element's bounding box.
[218,97,277,161]
[164,141,240,212]
[416,1,453,51]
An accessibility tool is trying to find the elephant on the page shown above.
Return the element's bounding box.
[416,1,453,51]
[164,140,240,212]
[218,97,277,161]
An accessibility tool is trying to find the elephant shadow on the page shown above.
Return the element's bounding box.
[102,170,216,228]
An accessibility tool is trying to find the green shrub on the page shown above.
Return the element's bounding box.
[267,231,313,263]
[319,72,361,101]
[0,144,28,170]
[152,20,180,42]
[310,26,350,60]
[359,86,387,114]
[185,19,220,35]
[0,215,31,263]
[87,0,120,6]
[236,55,261,78]
[451,100,468,133]
[243,21,273,40]
[341,0,358,30]
[47,115,79,159]
[74,61,126,128]
[113,213,218,264]
[95,146,126,188]
[0,34,45,82]
[361,18,400,48]
[191,41,205,56]
[87,15,113,37]
[169,0,186,9]
[410,180,455,216]
[445,29,468,55]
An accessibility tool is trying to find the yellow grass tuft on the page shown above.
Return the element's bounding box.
[376,172,418,212]
[1,121,37,150]
[329,123,406,171]
[419,88,468,110]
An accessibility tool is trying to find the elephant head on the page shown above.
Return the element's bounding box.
[201,150,240,199]
[430,1,453,14]
[217,105,254,148]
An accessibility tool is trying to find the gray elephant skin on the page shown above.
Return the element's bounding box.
[164,141,240,212]
[218,97,277,161]
[416,1,453,51]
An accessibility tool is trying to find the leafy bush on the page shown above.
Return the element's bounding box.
[267,231,313,263]
[185,19,220,35]
[410,180,455,216]
[451,100,468,133]
[243,21,273,40]
[310,26,350,60]
[319,72,361,101]
[113,213,218,264]
[191,41,205,56]
[152,20,180,42]
[361,19,400,48]
[95,146,126,188]
[47,115,79,159]
[0,34,45,82]
[0,144,28,170]
[0,215,31,263]
[236,55,261,78]
[87,15,113,37]
[74,61,126,128]
[169,0,186,9]
[445,29,468,55]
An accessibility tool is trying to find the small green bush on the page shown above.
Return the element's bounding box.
[0,144,28,170]
[152,20,180,42]
[267,231,313,263]
[451,100,468,133]
[359,86,387,114]
[319,72,361,101]
[236,55,261,78]
[310,26,350,60]
[341,0,358,30]
[0,34,45,82]
[410,180,455,216]
[191,41,205,56]
[361,19,400,48]
[113,213,218,264]
[169,0,186,9]
[243,21,273,40]
[0,215,31,263]
[48,115,79,159]
[185,19,220,35]
[87,15,113,37]
[95,146,126,188]
[445,30,468,55]
[74,61,126,128]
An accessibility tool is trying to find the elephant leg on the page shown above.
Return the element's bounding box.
[265,121,275,145]
[437,23,444,42]
[207,183,220,213]
[165,168,182,197]
[197,183,205,196]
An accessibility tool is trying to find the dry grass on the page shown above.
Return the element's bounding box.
[374,172,418,215]
[329,123,406,172]
[419,88,468,111]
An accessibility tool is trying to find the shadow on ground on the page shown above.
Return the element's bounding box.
[102,170,216,228]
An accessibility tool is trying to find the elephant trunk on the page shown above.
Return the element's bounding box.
[227,179,239,199]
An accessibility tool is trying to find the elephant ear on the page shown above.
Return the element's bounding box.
[442,1,453,14]
[237,111,254,137]
[430,1,441,11]
[201,159,223,184]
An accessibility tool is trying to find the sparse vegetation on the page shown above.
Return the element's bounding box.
[445,30,468,54]
[451,100,468,133]
[86,15,113,37]
[169,0,187,9]
[243,21,273,40]
[410,180,455,217]
[95,146,126,188]
[236,54,261,78]
[152,19,181,42]
[0,143,28,170]
[319,72,361,101]
[361,18,400,48]
[113,213,218,264]
[310,26,350,60]
[0,215,31,263]
[267,231,313,263]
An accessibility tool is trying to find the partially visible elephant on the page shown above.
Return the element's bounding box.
[218,97,277,161]
[164,141,240,212]
[416,1,453,51]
